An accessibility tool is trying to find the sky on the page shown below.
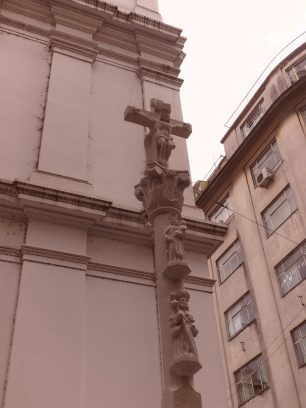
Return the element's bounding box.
[158,0,306,183]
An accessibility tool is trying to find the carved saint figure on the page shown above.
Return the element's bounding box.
[124,99,192,169]
[165,217,187,263]
[170,290,199,360]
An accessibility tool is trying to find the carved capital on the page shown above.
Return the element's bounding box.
[134,166,190,222]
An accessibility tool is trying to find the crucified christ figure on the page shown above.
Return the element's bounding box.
[124,99,192,169]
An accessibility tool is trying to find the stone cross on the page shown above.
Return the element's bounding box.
[125,99,202,408]
[124,98,192,169]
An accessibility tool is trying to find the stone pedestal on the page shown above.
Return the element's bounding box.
[163,262,191,280]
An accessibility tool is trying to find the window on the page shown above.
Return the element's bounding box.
[210,195,233,224]
[241,100,265,137]
[287,57,306,83]
[276,241,306,295]
[301,106,306,126]
[226,293,255,338]
[292,321,306,367]
[250,141,282,186]
[262,186,297,236]
[235,355,269,405]
[217,240,243,283]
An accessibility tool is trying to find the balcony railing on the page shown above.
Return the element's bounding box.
[193,154,226,199]
[224,30,306,129]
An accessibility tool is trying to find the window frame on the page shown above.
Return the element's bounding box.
[287,56,306,84]
[250,140,282,187]
[300,106,306,126]
[235,354,269,406]
[225,292,255,340]
[262,185,297,237]
[241,99,265,138]
[217,240,243,284]
[209,194,234,224]
[275,240,306,296]
[291,320,306,368]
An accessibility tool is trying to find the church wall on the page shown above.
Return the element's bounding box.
[89,62,144,209]
[0,217,24,403]
[185,251,209,279]
[0,218,25,249]
[84,276,162,408]
[190,289,228,408]
[87,236,154,272]
[0,261,20,405]
[0,2,230,407]
[0,33,50,181]
[4,261,86,408]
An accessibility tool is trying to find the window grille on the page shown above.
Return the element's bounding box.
[262,186,297,236]
[241,100,265,137]
[226,293,255,338]
[300,106,306,125]
[287,57,306,84]
[210,195,233,224]
[250,140,282,186]
[291,321,306,367]
[276,241,306,295]
[235,355,269,405]
[217,240,243,283]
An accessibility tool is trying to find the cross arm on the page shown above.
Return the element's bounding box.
[124,106,155,128]
[170,119,192,139]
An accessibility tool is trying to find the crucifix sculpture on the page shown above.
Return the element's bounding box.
[125,98,191,169]
[124,99,202,408]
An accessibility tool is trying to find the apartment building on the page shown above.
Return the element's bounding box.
[196,41,306,407]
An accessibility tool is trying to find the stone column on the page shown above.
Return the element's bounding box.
[125,99,203,408]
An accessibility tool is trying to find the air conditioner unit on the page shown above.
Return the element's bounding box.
[256,167,273,188]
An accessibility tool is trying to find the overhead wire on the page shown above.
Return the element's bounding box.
[215,201,300,246]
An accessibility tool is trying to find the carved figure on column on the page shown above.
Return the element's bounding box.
[163,217,191,279]
[165,217,187,263]
[169,290,202,376]
[124,98,192,169]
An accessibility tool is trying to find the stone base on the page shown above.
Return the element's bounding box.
[163,382,202,408]
[163,262,191,280]
[170,356,202,376]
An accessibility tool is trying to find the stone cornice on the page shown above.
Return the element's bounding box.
[16,181,112,212]
[0,246,21,258]
[88,261,154,281]
[184,217,227,255]
[138,66,184,90]
[0,179,227,254]
[0,0,186,76]
[88,262,215,290]
[0,244,218,289]
[49,31,98,62]
[1,0,53,25]
[0,180,111,227]
[185,275,215,287]
[21,244,90,266]
[196,77,306,209]
[51,1,104,35]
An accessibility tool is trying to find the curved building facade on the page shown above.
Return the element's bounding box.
[196,43,306,407]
